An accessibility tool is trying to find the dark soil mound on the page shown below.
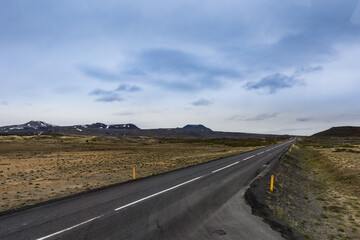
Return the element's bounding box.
[312,126,360,138]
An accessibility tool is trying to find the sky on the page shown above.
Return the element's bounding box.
[1,0,360,135]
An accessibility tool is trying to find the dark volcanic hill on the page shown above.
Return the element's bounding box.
[312,126,360,138]
[183,124,212,132]
[86,123,108,129]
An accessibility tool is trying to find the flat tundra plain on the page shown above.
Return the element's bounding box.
[0,135,275,213]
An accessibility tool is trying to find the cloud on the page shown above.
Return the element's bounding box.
[226,115,245,121]
[124,69,146,76]
[227,113,278,121]
[246,113,278,121]
[156,81,197,91]
[126,48,240,91]
[0,100,8,105]
[115,84,141,92]
[89,84,141,102]
[54,86,81,94]
[78,48,240,92]
[73,0,359,95]
[297,118,312,122]
[79,66,120,81]
[192,98,212,106]
[138,49,238,77]
[245,73,299,94]
[267,127,313,135]
[226,1,360,72]
[89,89,123,102]
[351,1,360,25]
[113,112,136,116]
[245,64,323,94]
[294,66,322,76]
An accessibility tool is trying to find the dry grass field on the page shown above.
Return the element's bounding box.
[304,138,360,239]
[0,135,275,213]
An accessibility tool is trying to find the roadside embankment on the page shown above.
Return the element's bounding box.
[245,138,360,240]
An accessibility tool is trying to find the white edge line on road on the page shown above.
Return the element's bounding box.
[242,155,255,161]
[211,161,239,174]
[114,176,203,211]
[257,151,265,155]
[36,215,104,240]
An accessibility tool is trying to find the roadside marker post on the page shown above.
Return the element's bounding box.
[289,147,291,152]
[133,168,136,180]
[270,175,274,192]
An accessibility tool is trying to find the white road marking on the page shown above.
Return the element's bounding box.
[242,155,255,161]
[257,151,265,155]
[36,215,104,240]
[211,161,239,173]
[114,176,203,211]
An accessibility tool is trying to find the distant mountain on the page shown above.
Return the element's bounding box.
[0,121,53,132]
[312,126,360,138]
[0,121,140,135]
[108,124,139,130]
[86,123,108,129]
[183,124,212,132]
[74,123,140,130]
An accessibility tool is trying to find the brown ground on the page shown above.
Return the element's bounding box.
[248,137,360,240]
[0,135,275,213]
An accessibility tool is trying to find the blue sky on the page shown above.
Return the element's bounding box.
[1,0,360,135]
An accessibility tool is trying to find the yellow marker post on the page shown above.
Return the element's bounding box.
[133,167,136,180]
[250,147,252,151]
[270,175,274,192]
[289,147,291,152]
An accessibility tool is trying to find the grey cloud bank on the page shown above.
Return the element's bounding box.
[246,73,299,94]
[89,89,123,102]
[116,84,141,92]
[192,99,212,106]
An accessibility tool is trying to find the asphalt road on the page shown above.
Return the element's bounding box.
[0,139,294,240]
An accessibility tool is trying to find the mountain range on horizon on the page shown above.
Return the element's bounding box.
[1,121,359,139]
[0,121,215,136]
[0,121,212,132]
[0,120,292,140]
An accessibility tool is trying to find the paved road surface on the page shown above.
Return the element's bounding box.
[0,139,294,239]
